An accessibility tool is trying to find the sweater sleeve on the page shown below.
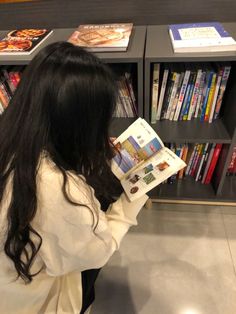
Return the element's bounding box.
[34,158,148,277]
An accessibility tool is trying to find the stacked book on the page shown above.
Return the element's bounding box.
[163,142,222,184]
[151,62,231,123]
[0,66,23,113]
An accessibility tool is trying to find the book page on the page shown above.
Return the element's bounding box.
[121,146,186,201]
[111,118,164,180]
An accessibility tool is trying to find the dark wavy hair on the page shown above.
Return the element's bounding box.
[0,41,122,283]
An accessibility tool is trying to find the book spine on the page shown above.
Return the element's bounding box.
[200,71,214,122]
[183,72,196,120]
[120,79,134,117]
[0,83,10,108]
[161,72,175,119]
[227,146,236,174]
[204,144,222,184]
[125,72,138,116]
[198,143,212,181]
[179,72,193,120]
[173,70,191,121]
[201,143,216,183]
[194,71,206,118]
[178,144,189,179]
[214,65,231,119]
[195,143,209,181]
[169,71,184,120]
[208,68,223,123]
[165,72,180,120]
[185,144,198,175]
[156,69,169,120]
[187,69,202,120]
[204,72,217,121]
[190,144,203,176]
[151,63,160,124]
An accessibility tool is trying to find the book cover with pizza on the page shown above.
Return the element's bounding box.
[68,23,133,52]
[0,29,53,55]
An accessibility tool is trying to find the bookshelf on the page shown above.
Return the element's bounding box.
[145,22,236,203]
[0,26,146,136]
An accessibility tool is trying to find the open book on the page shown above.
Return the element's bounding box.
[111,118,186,201]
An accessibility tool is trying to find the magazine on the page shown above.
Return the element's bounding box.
[111,118,186,201]
[68,23,133,52]
[0,29,53,55]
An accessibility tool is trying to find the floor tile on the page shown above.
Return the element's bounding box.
[91,206,236,314]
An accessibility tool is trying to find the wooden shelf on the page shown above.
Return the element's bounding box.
[145,23,236,63]
[109,117,136,137]
[0,26,146,65]
[219,176,236,201]
[149,177,216,201]
[153,119,231,143]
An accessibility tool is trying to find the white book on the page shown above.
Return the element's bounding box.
[194,71,206,118]
[165,72,180,119]
[151,63,160,124]
[169,22,236,53]
[156,69,169,120]
[169,72,184,120]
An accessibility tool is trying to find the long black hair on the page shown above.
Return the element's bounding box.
[0,41,122,283]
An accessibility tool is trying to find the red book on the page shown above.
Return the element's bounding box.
[204,144,222,184]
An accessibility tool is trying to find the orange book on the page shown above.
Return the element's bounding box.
[178,145,189,179]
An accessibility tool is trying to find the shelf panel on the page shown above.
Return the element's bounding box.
[146,23,236,62]
[0,26,146,65]
[149,177,220,202]
[152,119,231,143]
[220,176,236,201]
[109,117,136,137]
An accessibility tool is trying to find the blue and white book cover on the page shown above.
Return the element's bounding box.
[168,22,236,52]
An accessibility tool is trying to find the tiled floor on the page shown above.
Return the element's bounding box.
[91,202,236,314]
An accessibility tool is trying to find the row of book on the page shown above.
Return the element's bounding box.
[151,62,231,124]
[0,66,23,113]
[227,146,236,176]
[113,72,137,118]
[164,142,222,184]
[0,66,137,118]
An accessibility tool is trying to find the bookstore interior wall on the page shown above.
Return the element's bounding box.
[0,0,236,29]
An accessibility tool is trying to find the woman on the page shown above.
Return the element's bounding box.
[0,42,148,314]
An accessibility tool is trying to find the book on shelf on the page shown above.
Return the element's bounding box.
[161,142,223,185]
[0,66,23,111]
[0,29,53,55]
[168,22,236,53]
[113,71,137,118]
[227,146,236,175]
[153,62,231,122]
[111,118,186,201]
[68,23,133,52]
[150,63,160,123]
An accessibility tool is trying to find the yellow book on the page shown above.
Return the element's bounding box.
[204,73,217,122]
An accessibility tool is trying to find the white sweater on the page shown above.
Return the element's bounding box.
[0,157,148,314]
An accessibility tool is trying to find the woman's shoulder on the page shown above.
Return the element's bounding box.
[37,154,95,207]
